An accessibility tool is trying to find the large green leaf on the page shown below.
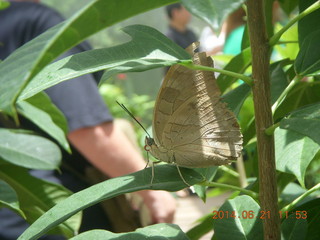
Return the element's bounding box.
[213,195,263,240]
[25,92,68,134]
[181,0,245,29]
[17,99,69,152]
[274,82,320,121]
[0,179,25,217]
[70,223,190,240]
[0,0,176,116]
[295,29,320,76]
[275,128,320,187]
[281,216,308,240]
[0,129,61,170]
[222,83,251,116]
[279,0,299,16]
[280,103,320,145]
[270,60,290,105]
[280,182,319,206]
[217,48,252,93]
[298,0,320,47]
[194,166,218,201]
[0,165,81,238]
[19,25,191,101]
[186,214,213,240]
[18,165,204,240]
[292,198,320,240]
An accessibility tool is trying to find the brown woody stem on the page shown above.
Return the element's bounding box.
[247,0,281,239]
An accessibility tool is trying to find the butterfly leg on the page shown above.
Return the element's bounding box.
[172,154,190,186]
[149,160,162,186]
[144,151,150,169]
[150,161,155,186]
[175,164,191,187]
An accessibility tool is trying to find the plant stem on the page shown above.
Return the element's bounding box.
[247,0,281,239]
[265,122,280,136]
[270,0,320,46]
[271,76,302,114]
[280,183,320,215]
[199,181,258,199]
[181,62,253,86]
[220,165,239,178]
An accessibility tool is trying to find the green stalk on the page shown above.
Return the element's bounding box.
[270,1,320,46]
[280,183,320,215]
[181,62,253,86]
[199,180,258,199]
[267,75,304,135]
[265,122,280,136]
[271,75,303,114]
[220,165,239,178]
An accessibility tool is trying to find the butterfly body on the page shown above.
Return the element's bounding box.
[146,42,242,168]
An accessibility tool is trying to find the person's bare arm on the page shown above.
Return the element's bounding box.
[67,121,176,223]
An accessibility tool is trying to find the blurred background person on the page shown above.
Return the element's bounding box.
[164,3,197,76]
[165,3,197,49]
[199,7,246,56]
[200,1,281,56]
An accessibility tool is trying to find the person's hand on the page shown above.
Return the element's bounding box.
[138,190,176,223]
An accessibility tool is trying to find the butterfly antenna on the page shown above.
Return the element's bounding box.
[116,101,151,138]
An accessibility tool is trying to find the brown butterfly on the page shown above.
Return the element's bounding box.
[144,42,242,183]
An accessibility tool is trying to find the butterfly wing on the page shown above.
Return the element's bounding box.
[152,43,242,167]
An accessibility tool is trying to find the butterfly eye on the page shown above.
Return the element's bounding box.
[145,137,155,146]
[144,145,151,152]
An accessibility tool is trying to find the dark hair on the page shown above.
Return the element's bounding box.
[166,3,182,19]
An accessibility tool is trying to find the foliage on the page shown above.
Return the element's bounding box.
[99,82,155,143]
[1,0,320,239]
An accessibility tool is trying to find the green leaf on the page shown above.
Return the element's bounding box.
[241,25,250,50]
[18,165,204,240]
[280,103,320,145]
[0,165,81,238]
[280,182,319,206]
[298,0,320,47]
[217,48,252,93]
[19,25,191,100]
[295,29,320,76]
[0,129,61,170]
[0,179,25,218]
[17,98,69,152]
[275,128,320,187]
[270,60,290,104]
[25,92,68,134]
[0,0,176,116]
[0,0,9,10]
[186,214,213,240]
[222,83,251,116]
[213,195,263,240]
[274,82,320,121]
[281,216,308,240]
[70,223,190,240]
[292,198,320,240]
[279,0,299,15]
[194,167,218,201]
[181,0,245,29]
